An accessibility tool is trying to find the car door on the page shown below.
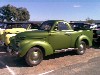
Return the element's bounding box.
[48,22,72,50]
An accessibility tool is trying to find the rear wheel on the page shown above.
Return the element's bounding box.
[76,41,86,55]
[25,47,43,66]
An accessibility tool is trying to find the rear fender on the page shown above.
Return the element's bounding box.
[76,35,92,48]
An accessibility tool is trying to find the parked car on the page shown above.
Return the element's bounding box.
[93,25,100,43]
[90,24,97,29]
[69,23,91,30]
[1,21,42,51]
[11,20,93,66]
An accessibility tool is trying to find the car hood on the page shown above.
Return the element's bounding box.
[16,30,49,39]
[4,28,26,34]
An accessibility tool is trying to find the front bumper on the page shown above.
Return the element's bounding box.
[11,39,31,57]
[11,50,20,56]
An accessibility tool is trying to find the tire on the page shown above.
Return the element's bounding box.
[25,47,43,66]
[76,41,86,55]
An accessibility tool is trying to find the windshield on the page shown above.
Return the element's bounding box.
[39,21,54,31]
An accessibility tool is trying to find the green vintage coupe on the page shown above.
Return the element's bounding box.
[11,20,93,66]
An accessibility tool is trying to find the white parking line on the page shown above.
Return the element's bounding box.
[0,60,16,75]
[0,52,6,53]
[6,65,16,75]
[38,70,54,75]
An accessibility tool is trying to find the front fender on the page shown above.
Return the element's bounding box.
[19,40,54,57]
[76,35,92,48]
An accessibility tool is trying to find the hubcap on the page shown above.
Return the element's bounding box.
[79,43,84,53]
[30,50,41,64]
[80,44,84,49]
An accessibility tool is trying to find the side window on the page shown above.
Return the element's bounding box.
[58,22,68,31]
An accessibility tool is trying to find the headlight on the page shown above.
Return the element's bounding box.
[16,42,20,47]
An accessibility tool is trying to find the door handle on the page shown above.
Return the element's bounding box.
[65,33,71,36]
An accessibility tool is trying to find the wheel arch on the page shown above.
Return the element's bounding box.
[75,35,92,48]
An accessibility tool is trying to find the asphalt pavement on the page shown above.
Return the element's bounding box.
[0,46,100,75]
[47,56,100,75]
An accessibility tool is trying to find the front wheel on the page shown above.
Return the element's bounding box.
[76,41,86,55]
[25,47,43,66]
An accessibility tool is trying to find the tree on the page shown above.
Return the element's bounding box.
[0,4,30,22]
[86,17,94,24]
[17,7,30,21]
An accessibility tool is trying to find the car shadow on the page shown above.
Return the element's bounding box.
[44,51,76,60]
[0,46,77,68]
[1,44,99,68]
[92,42,100,49]
[0,46,28,68]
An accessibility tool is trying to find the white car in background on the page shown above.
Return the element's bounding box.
[90,24,97,29]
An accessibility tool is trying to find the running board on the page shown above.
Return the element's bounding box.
[55,48,78,53]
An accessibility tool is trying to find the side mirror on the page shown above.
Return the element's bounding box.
[53,26,58,31]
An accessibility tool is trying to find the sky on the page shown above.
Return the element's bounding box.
[0,0,100,21]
